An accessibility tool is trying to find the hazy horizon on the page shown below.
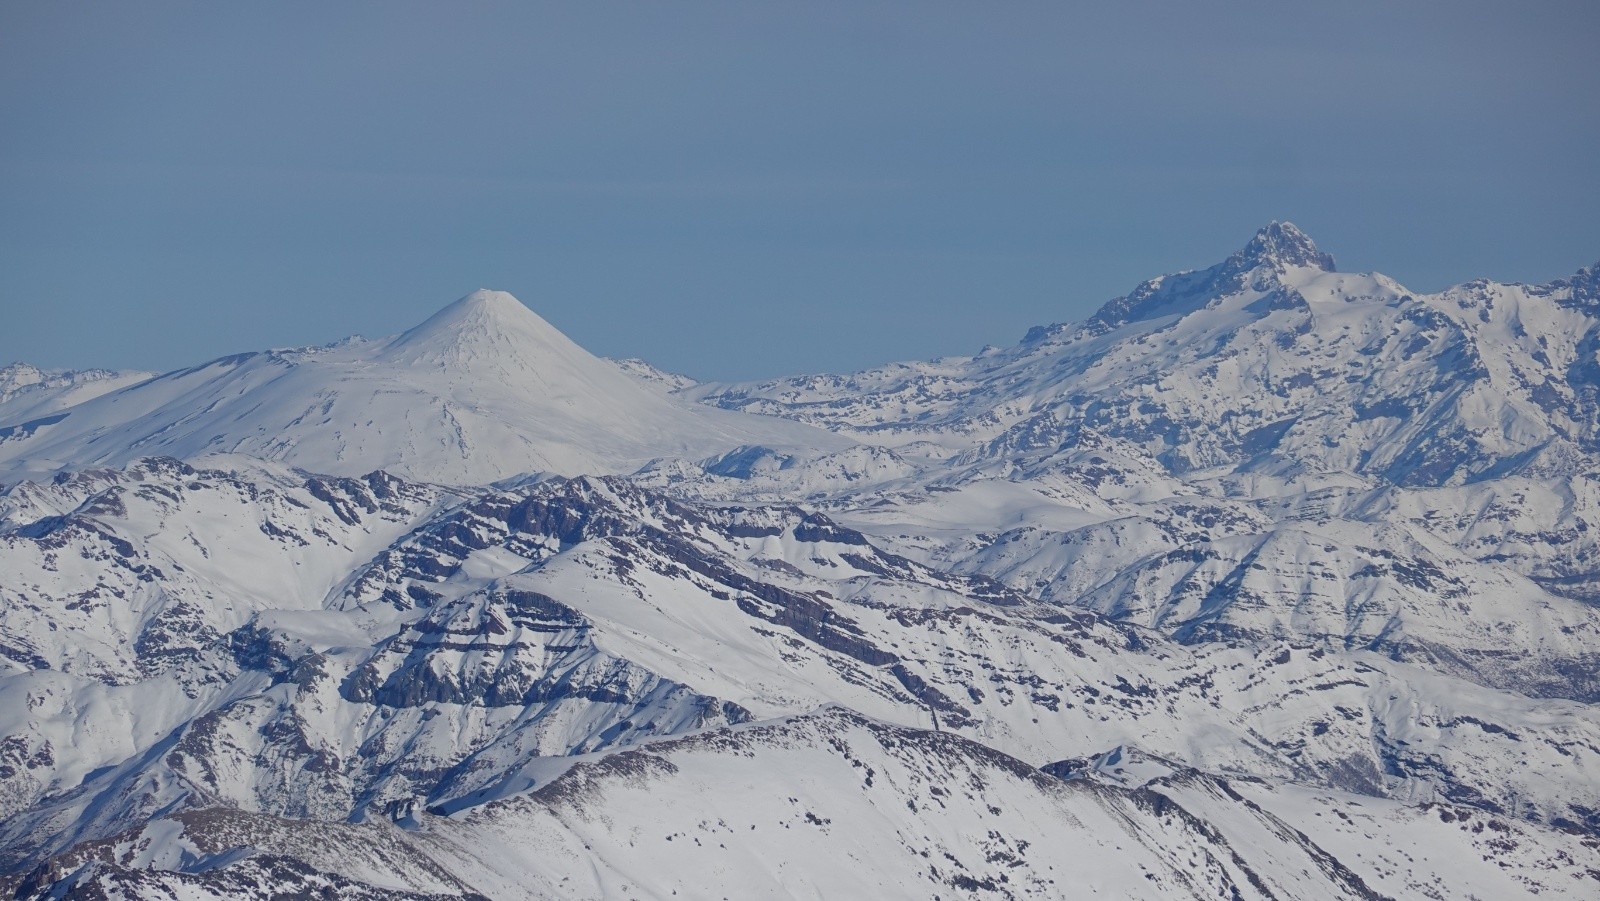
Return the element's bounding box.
[3,2,1597,381]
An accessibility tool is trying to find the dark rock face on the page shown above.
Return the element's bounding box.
[341,590,595,708]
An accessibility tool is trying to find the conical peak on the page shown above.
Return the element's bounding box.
[393,289,544,340]
[454,288,526,314]
[383,288,582,365]
[422,288,542,330]
[1233,221,1335,272]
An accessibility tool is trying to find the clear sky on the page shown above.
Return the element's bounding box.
[2,2,1597,382]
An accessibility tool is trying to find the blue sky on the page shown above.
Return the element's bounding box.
[2,1,1597,381]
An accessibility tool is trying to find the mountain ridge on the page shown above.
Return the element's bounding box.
[695,223,1600,487]
[3,223,1598,898]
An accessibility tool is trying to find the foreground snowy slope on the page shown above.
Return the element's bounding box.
[3,224,1598,897]
[2,461,1597,891]
[0,290,845,484]
[11,710,1596,900]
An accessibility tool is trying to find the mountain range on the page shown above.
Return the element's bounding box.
[2,223,1598,899]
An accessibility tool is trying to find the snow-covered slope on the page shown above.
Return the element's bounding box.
[4,226,1599,897]
[2,461,1597,889]
[0,363,152,432]
[0,291,846,485]
[12,710,1597,901]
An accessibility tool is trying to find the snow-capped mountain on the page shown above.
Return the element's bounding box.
[3,230,1599,898]
[691,223,1600,699]
[697,223,1598,486]
[0,290,844,485]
